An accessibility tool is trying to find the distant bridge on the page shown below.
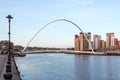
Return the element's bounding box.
[24,50,104,55]
[19,50,120,56]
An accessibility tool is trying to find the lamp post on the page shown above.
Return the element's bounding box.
[6,15,13,57]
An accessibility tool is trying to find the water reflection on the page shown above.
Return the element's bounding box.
[74,55,120,80]
[74,55,93,80]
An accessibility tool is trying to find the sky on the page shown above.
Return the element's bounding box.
[0,0,120,48]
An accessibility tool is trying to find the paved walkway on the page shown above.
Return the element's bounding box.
[0,54,7,80]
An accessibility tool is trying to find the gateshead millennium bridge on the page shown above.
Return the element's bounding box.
[23,19,94,53]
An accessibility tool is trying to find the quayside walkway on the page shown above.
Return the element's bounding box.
[0,54,21,80]
[0,54,6,80]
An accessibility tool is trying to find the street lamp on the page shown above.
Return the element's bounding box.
[6,15,13,57]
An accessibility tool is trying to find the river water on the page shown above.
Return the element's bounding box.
[15,53,120,80]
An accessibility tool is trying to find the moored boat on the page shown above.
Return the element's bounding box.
[18,53,26,57]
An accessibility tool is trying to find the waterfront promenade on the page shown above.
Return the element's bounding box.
[0,54,6,80]
[0,54,21,80]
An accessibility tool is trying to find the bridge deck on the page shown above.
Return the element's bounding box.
[24,50,120,55]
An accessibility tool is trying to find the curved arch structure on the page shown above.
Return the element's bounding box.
[23,19,94,53]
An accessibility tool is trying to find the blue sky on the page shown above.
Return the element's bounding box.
[0,0,120,48]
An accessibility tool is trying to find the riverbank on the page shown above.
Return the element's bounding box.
[12,56,22,80]
[65,51,120,56]
[0,54,21,80]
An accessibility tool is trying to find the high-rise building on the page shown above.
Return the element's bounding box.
[100,40,106,49]
[83,32,91,50]
[79,32,84,51]
[106,33,115,48]
[93,35,101,50]
[74,35,79,50]
[114,38,118,47]
[118,40,120,47]
[74,32,91,51]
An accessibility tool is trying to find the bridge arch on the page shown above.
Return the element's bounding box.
[23,19,94,53]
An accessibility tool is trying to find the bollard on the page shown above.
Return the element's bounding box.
[6,68,11,73]
[6,64,11,69]
[8,58,11,61]
[3,73,13,80]
[7,61,11,64]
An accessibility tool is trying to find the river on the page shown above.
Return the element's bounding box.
[15,53,120,80]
